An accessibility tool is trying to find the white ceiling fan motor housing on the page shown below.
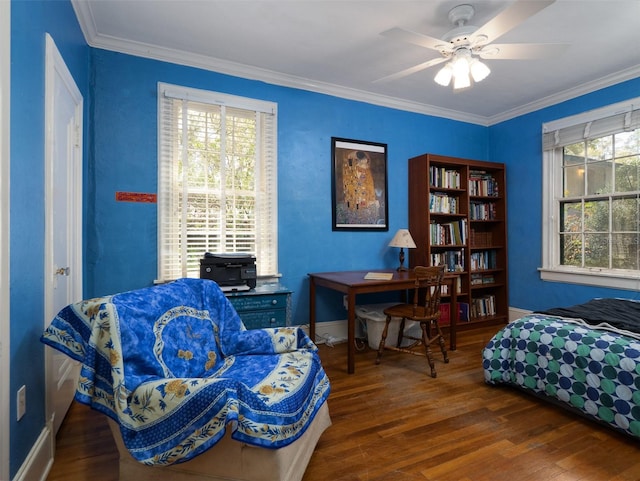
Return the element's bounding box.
[443,4,479,47]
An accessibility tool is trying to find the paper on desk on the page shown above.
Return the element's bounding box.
[364,272,394,280]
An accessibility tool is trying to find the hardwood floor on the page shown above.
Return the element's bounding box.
[47,325,640,481]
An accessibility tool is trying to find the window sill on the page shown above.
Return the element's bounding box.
[539,267,640,291]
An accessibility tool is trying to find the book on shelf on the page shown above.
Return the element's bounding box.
[439,301,469,324]
[429,192,458,214]
[430,249,464,272]
[429,166,461,189]
[470,228,493,247]
[429,219,467,245]
[471,273,496,285]
[439,302,450,325]
[458,302,470,322]
[469,201,497,220]
[470,250,497,270]
[468,170,499,197]
[471,294,496,318]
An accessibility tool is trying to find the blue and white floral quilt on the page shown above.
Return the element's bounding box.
[41,278,330,465]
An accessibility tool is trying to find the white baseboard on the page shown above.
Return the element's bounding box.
[299,319,363,346]
[299,306,530,346]
[12,423,53,481]
[508,307,532,323]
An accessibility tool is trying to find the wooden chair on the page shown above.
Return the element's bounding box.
[375,265,449,377]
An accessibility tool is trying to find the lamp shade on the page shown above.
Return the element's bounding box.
[453,72,471,90]
[388,229,416,248]
[470,58,490,82]
[451,50,470,78]
[434,63,453,87]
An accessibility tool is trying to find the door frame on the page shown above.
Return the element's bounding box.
[44,32,83,434]
[0,1,11,479]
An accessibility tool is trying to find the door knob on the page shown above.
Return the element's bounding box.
[55,267,70,276]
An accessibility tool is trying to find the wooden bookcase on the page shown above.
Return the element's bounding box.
[408,153,508,329]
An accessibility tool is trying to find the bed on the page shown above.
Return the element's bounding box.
[483,298,640,439]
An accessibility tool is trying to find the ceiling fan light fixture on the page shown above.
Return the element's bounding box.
[433,48,490,90]
[470,58,490,82]
[448,48,470,89]
[384,1,559,91]
[453,70,471,90]
[452,49,471,77]
[434,63,453,86]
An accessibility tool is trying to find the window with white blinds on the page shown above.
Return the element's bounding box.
[157,83,278,281]
[540,97,640,290]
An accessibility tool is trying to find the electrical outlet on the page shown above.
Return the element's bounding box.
[17,385,26,421]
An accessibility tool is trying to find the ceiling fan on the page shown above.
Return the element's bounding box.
[376,0,567,89]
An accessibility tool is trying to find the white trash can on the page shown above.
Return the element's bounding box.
[355,303,422,349]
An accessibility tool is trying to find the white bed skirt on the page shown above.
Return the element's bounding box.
[108,401,331,481]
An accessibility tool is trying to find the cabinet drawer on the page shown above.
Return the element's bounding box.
[240,309,287,329]
[228,293,289,312]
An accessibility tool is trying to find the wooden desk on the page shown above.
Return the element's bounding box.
[309,269,458,374]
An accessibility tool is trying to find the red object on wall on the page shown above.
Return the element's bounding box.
[115,192,157,203]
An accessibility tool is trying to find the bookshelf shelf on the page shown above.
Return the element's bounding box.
[408,153,508,329]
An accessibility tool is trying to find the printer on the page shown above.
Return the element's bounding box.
[199,253,257,291]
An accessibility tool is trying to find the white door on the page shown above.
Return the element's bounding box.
[0,1,11,478]
[44,33,83,436]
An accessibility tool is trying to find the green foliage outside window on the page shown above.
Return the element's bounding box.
[177,106,258,273]
[561,129,640,270]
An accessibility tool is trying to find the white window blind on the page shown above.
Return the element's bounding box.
[543,99,640,149]
[157,83,278,281]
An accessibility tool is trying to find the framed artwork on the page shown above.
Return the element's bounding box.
[331,137,388,231]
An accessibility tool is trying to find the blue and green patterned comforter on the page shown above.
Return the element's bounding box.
[41,278,330,465]
[483,313,640,439]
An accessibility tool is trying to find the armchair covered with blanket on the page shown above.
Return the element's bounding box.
[41,278,331,481]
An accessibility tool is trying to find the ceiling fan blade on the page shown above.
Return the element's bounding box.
[381,27,451,53]
[471,0,555,44]
[478,42,569,60]
[373,57,448,83]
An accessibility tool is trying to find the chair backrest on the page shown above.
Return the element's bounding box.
[410,265,446,320]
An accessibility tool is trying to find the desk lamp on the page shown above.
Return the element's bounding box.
[388,229,416,271]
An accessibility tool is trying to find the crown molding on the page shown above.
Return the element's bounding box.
[487,65,640,125]
[70,0,487,126]
[70,0,97,44]
[86,32,489,126]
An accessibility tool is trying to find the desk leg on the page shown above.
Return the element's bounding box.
[450,283,457,351]
[347,290,356,374]
[309,277,316,344]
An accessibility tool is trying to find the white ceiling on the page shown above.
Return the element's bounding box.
[71,0,640,125]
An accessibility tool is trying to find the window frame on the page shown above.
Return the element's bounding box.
[540,96,640,290]
[156,82,278,282]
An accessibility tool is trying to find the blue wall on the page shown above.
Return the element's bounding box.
[490,77,640,311]
[88,49,489,324]
[10,0,89,476]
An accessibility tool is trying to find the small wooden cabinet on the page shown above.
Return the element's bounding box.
[408,153,508,329]
[226,282,292,329]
